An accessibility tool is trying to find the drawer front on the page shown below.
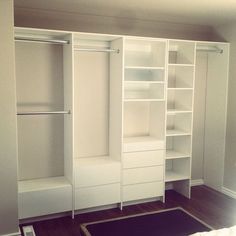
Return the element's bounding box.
[18,186,72,219]
[123,182,163,202]
[75,162,121,188]
[75,184,120,209]
[123,140,164,152]
[123,150,164,168]
[123,166,163,185]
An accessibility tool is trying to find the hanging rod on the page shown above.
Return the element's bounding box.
[196,45,223,53]
[74,48,119,53]
[15,36,70,45]
[17,111,70,116]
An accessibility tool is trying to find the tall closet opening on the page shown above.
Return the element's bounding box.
[15,29,73,219]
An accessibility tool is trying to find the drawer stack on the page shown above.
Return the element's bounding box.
[122,144,165,202]
[74,157,121,209]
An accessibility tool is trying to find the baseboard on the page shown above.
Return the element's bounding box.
[191,179,204,186]
[222,186,236,199]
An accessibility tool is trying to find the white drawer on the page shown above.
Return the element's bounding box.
[75,183,120,209]
[123,181,163,202]
[75,159,121,188]
[123,150,164,168]
[123,137,165,152]
[18,186,72,219]
[123,166,163,185]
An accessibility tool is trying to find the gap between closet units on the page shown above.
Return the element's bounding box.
[14,27,229,222]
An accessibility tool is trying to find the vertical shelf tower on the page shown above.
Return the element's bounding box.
[165,40,196,197]
[122,38,167,203]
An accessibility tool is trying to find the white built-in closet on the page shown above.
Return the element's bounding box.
[14,27,229,220]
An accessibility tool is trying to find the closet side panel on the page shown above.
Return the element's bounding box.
[204,45,229,191]
[0,0,19,234]
[74,50,109,158]
[16,43,64,180]
[192,52,208,181]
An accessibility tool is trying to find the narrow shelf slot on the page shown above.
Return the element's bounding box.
[124,99,165,102]
[166,150,190,160]
[165,170,190,182]
[167,109,192,114]
[125,66,165,70]
[166,129,191,136]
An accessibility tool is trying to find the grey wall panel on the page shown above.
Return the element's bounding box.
[0,0,19,234]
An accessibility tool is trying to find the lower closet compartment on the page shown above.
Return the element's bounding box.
[15,29,73,219]
[73,34,123,210]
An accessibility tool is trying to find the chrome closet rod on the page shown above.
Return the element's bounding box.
[74,48,119,53]
[15,36,70,45]
[17,111,70,116]
[196,46,223,53]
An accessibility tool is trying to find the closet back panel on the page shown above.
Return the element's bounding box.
[74,51,109,158]
[15,42,64,180]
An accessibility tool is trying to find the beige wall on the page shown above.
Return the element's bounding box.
[14,7,214,41]
[214,23,236,192]
[0,0,19,234]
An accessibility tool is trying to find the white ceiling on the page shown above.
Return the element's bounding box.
[14,0,236,26]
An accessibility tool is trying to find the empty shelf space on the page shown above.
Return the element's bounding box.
[166,129,191,136]
[165,170,190,182]
[166,150,190,159]
[18,176,71,193]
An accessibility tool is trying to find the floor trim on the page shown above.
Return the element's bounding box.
[222,186,236,199]
[191,179,204,186]
[0,229,21,236]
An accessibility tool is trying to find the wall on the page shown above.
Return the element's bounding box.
[0,0,19,234]
[14,7,214,41]
[213,23,236,193]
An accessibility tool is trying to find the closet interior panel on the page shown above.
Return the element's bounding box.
[15,29,74,219]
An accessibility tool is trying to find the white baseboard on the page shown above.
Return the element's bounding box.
[191,179,204,186]
[222,186,236,199]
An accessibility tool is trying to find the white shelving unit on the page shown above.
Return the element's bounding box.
[15,28,74,219]
[165,40,196,198]
[13,27,229,220]
[122,38,167,204]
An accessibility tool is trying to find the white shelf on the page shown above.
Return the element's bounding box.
[125,81,164,84]
[18,176,71,193]
[124,99,165,102]
[167,109,192,115]
[166,150,190,160]
[167,88,193,91]
[125,66,165,70]
[166,129,191,136]
[165,170,190,182]
[168,63,194,67]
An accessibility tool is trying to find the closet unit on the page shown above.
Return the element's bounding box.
[73,34,123,210]
[122,38,166,203]
[165,40,196,197]
[15,28,74,219]
[14,27,229,220]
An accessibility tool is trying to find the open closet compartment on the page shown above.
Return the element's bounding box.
[195,42,229,191]
[15,28,74,219]
[165,40,195,198]
[122,37,167,204]
[73,33,123,210]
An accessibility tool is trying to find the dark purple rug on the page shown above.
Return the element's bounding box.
[80,208,212,236]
